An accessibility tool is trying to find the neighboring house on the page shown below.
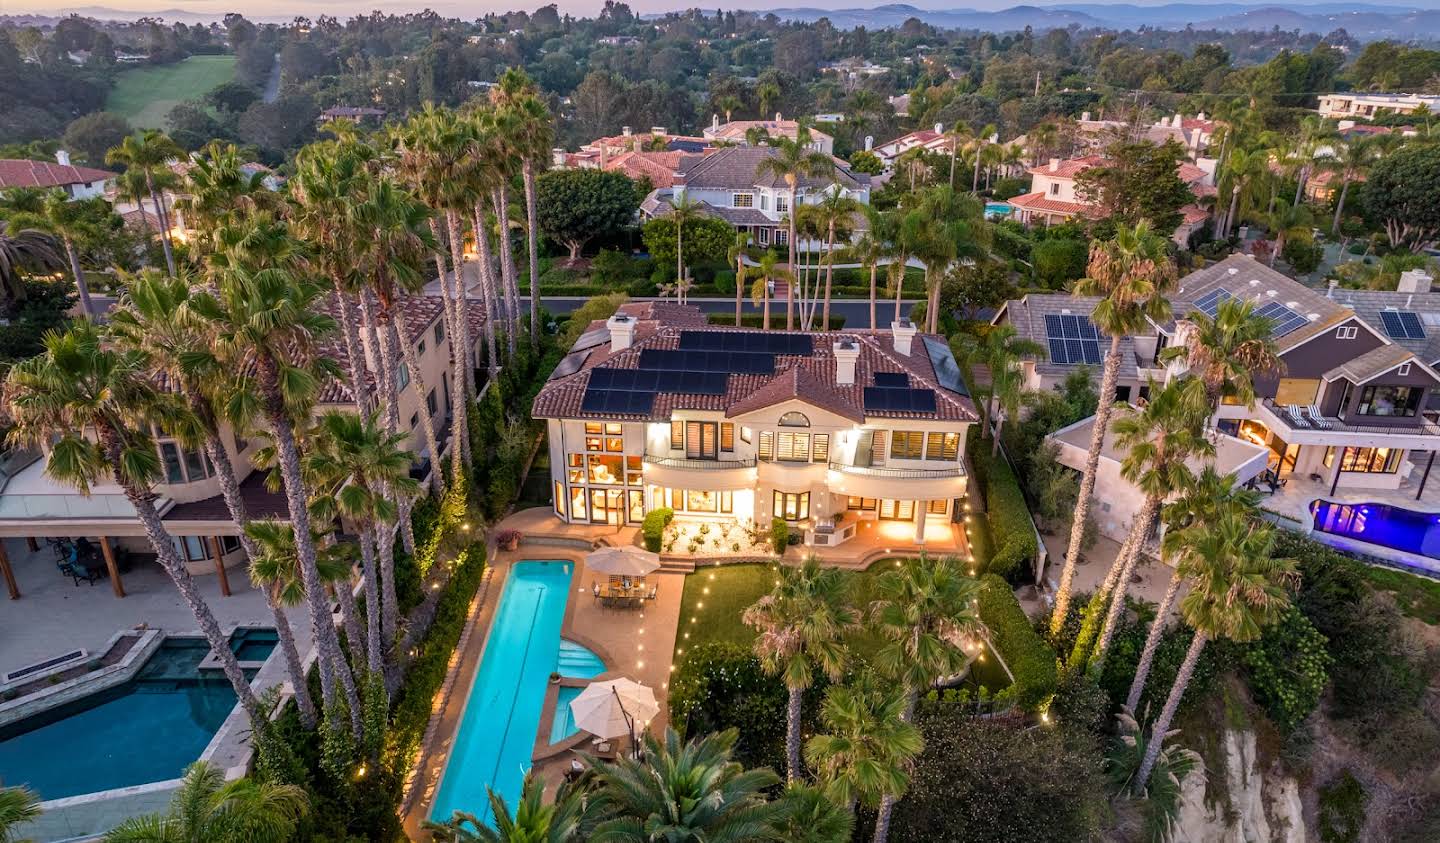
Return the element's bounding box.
[0,294,481,593]
[821,58,890,81]
[0,152,114,199]
[1004,254,1440,500]
[888,94,910,117]
[1008,154,1215,245]
[531,303,978,546]
[702,115,834,155]
[1317,93,1440,120]
[318,106,387,124]
[557,127,711,170]
[638,145,871,248]
[869,126,947,171]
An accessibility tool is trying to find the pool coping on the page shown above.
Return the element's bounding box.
[0,629,160,728]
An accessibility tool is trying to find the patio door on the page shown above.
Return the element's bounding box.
[879,499,916,521]
[685,422,718,460]
[590,489,626,525]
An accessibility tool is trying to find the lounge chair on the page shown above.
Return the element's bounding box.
[1306,405,1333,429]
[1285,404,1311,428]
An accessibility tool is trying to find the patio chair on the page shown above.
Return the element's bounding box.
[1306,405,1333,429]
[592,582,601,600]
[646,585,658,601]
[1285,404,1311,428]
[61,559,101,587]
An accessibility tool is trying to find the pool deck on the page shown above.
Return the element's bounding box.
[1258,472,1440,575]
[403,540,683,836]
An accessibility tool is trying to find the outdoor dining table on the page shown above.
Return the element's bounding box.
[594,576,654,607]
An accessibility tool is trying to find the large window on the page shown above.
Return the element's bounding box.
[1356,384,1422,417]
[1326,446,1402,474]
[732,193,754,208]
[890,431,924,460]
[665,488,733,514]
[773,490,810,521]
[159,441,212,484]
[760,431,829,462]
[925,432,960,460]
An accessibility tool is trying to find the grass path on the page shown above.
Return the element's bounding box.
[107,55,237,129]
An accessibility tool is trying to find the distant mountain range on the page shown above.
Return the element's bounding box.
[767,3,1440,38]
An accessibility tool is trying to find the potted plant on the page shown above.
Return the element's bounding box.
[496,529,523,551]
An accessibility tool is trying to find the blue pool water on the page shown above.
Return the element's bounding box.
[430,560,577,828]
[231,627,279,662]
[0,635,264,800]
[549,687,585,744]
[1311,500,1440,560]
[548,639,607,745]
[984,202,1013,218]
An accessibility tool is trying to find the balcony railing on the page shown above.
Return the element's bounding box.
[643,455,757,471]
[828,462,967,479]
[1261,399,1440,437]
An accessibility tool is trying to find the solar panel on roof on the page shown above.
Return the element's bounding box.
[922,336,969,396]
[639,348,777,375]
[1043,313,1102,366]
[549,350,590,380]
[1192,289,1234,318]
[677,331,813,355]
[1380,310,1427,340]
[1255,301,1308,337]
[863,387,937,413]
[874,372,910,387]
[571,326,611,352]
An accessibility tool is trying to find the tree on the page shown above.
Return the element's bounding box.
[535,168,639,263]
[1215,147,1269,240]
[955,324,1044,454]
[1363,144,1440,250]
[3,323,261,720]
[1134,513,1297,785]
[106,130,183,276]
[424,772,594,842]
[849,219,886,330]
[492,69,554,349]
[848,150,883,175]
[1261,198,1315,269]
[0,218,60,312]
[773,783,854,843]
[1162,295,1282,418]
[750,251,792,330]
[742,557,858,782]
[898,187,989,333]
[237,94,317,154]
[13,191,110,317]
[207,80,259,113]
[0,785,40,842]
[63,112,132,165]
[588,728,789,840]
[813,190,862,327]
[728,230,750,326]
[755,134,834,329]
[804,673,921,824]
[1318,137,1379,235]
[1104,708,1203,842]
[102,762,307,843]
[1074,140,1194,234]
[1031,237,1088,289]
[1051,222,1176,639]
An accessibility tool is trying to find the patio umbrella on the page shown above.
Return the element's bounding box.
[584,546,661,577]
[569,678,661,740]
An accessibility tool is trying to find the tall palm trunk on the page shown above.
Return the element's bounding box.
[471,206,502,379]
[1332,179,1351,236]
[428,217,463,400]
[443,211,476,402]
[949,143,958,189]
[377,519,400,651]
[872,687,918,843]
[785,685,802,783]
[62,237,94,317]
[869,262,878,330]
[1091,496,1161,670]
[972,145,983,194]
[443,212,472,479]
[1223,181,1241,240]
[1052,335,1124,637]
[762,283,771,330]
[493,188,521,357]
[786,183,798,330]
[1069,522,1141,669]
[358,523,383,675]
[893,267,903,324]
[1136,631,1208,785]
[98,424,260,722]
[523,160,542,351]
[360,290,416,556]
[334,565,367,673]
[144,172,177,277]
[257,359,364,735]
[822,222,836,328]
[332,287,372,414]
[1126,567,1182,712]
[734,253,744,326]
[676,216,685,300]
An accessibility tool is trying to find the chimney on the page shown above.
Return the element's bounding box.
[712,113,720,129]
[607,313,635,351]
[55,149,71,167]
[891,320,916,356]
[672,176,686,203]
[1173,113,1183,127]
[864,135,874,151]
[1081,111,1091,122]
[1398,268,1433,293]
[1048,157,1060,172]
[1326,279,1339,299]
[651,126,665,135]
[934,122,943,134]
[833,340,860,385]
[1197,111,1206,121]
[622,126,633,137]
[774,111,783,122]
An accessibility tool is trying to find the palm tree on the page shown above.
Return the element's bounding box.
[729,230,750,326]
[3,323,261,720]
[1262,198,1315,269]
[0,785,41,842]
[1106,707,1204,842]
[189,259,363,731]
[813,190,861,327]
[482,106,526,356]
[175,142,278,248]
[1051,222,1176,638]
[1134,513,1297,785]
[900,187,988,333]
[1124,467,1261,712]
[0,218,60,311]
[669,193,704,303]
[714,94,743,123]
[587,728,787,841]
[755,133,834,329]
[955,324,1045,453]
[773,783,853,843]
[424,773,593,842]
[803,673,921,830]
[306,410,419,668]
[942,122,973,190]
[108,270,320,728]
[106,130,183,276]
[867,556,984,843]
[102,762,307,843]
[750,251,791,331]
[742,557,858,782]
[1027,122,1058,166]
[1161,296,1283,423]
[1084,378,1212,673]
[1318,137,1378,235]
[1215,148,1267,240]
[850,217,886,330]
[494,69,554,350]
[16,191,104,316]
[971,123,997,193]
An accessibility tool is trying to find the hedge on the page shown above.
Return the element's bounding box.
[971,439,1037,582]
[707,313,847,329]
[977,573,1057,712]
[643,507,673,552]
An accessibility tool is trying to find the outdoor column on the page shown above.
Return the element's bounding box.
[914,500,927,545]
[98,536,125,599]
[0,540,19,600]
[209,536,233,597]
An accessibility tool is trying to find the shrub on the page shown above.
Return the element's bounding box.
[770,517,789,555]
[1318,771,1366,843]
[1241,605,1332,733]
[1031,238,1089,289]
[976,574,1056,711]
[643,507,673,552]
[971,443,1038,582]
[714,268,736,295]
[708,313,846,329]
[1098,608,1224,718]
[1283,237,1324,274]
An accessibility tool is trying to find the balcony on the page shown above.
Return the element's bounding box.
[825,461,968,500]
[1256,399,1440,450]
[642,454,756,490]
[828,462,967,479]
[642,455,756,470]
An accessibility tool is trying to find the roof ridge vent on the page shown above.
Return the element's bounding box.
[1227,268,1239,275]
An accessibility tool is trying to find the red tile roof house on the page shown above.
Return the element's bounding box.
[1008,155,1215,245]
[531,303,977,549]
[0,152,114,200]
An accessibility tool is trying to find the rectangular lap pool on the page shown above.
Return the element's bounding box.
[1311,499,1440,561]
[0,633,272,801]
[430,560,579,828]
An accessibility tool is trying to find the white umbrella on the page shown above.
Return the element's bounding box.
[569,678,661,740]
[584,546,660,577]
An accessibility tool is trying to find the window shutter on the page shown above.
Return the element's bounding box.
[759,431,773,460]
[686,421,702,459]
[813,434,830,463]
[870,431,887,465]
[671,420,684,450]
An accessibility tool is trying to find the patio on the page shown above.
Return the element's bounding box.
[1258,467,1440,527]
[0,537,303,679]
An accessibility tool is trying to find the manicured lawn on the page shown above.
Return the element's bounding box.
[1362,565,1440,624]
[107,55,237,129]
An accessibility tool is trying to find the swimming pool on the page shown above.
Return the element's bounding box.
[1311,500,1440,560]
[0,635,266,801]
[548,640,607,744]
[430,560,579,828]
[231,627,279,662]
[984,202,1013,218]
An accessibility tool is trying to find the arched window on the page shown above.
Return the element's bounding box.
[778,412,810,428]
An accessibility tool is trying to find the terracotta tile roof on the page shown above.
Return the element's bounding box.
[1026,155,1107,179]
[0,159,114,189]
[533,305,976,423]
[705,119,833,145]
[1177,162,1209,184]
[605,151,685,187]
[1179,204,1210,225]
[1008,191,1098,218]
[311,293,456,405]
